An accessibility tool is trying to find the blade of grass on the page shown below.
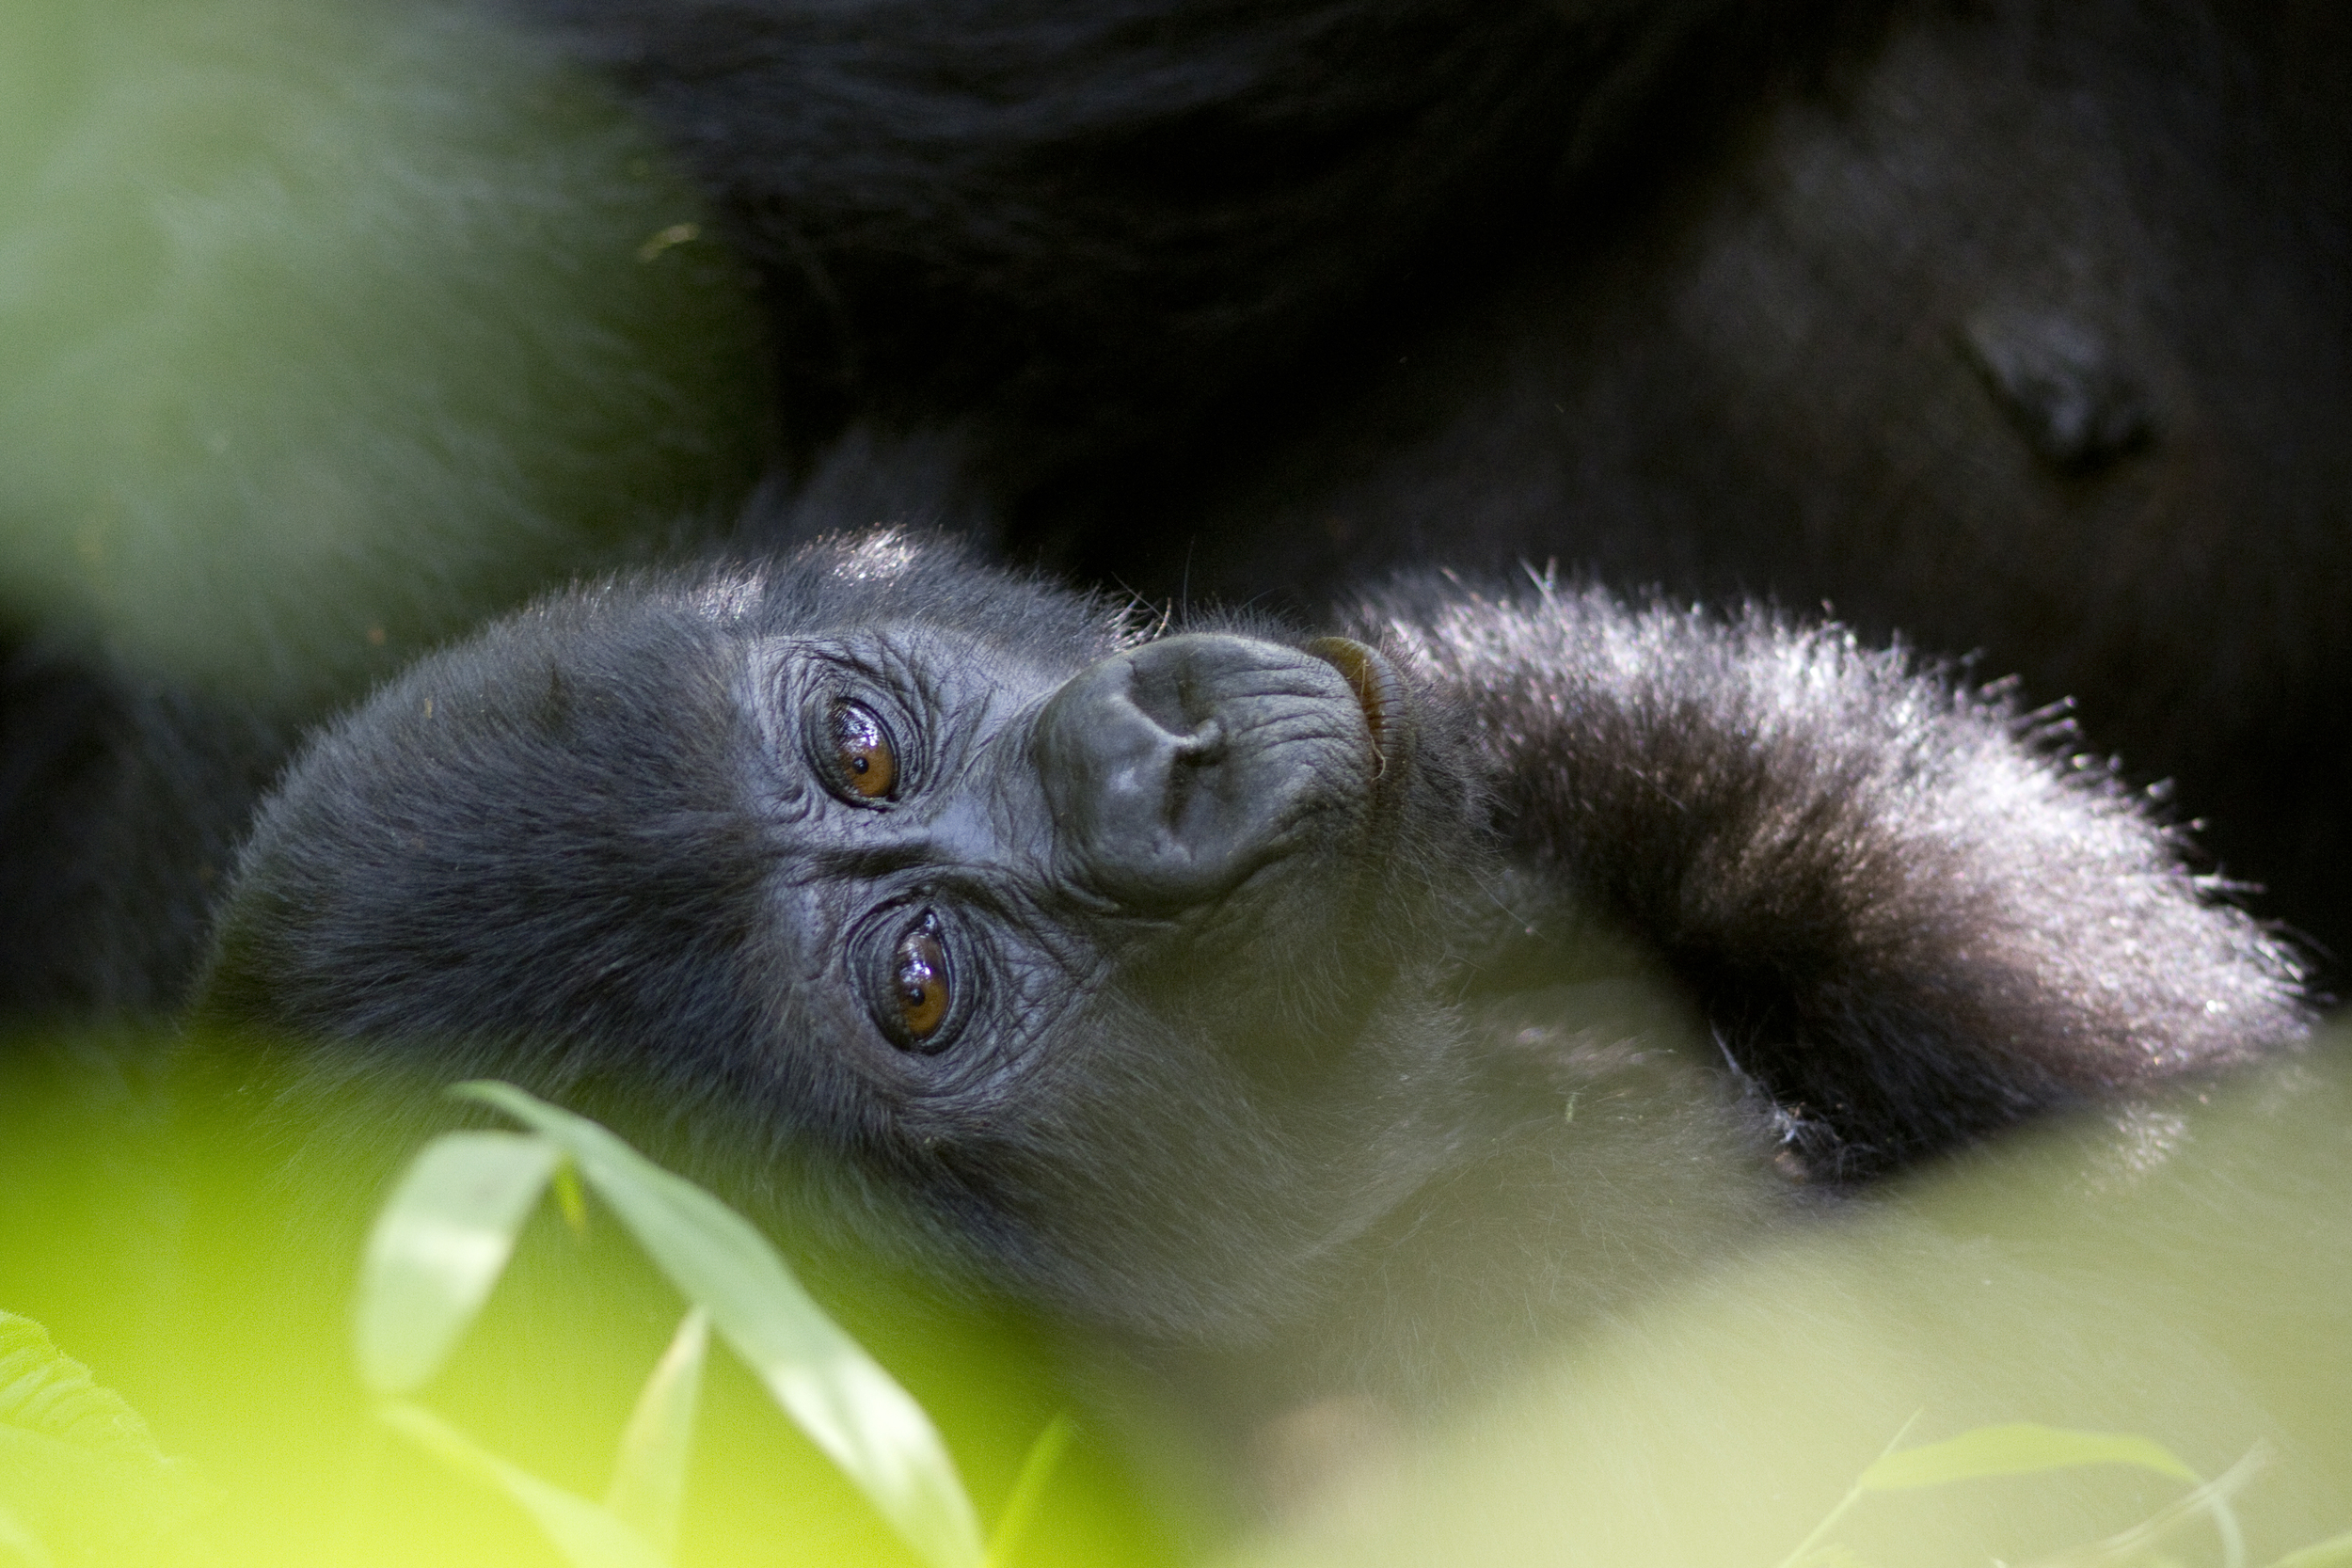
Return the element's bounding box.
[1783,1420,2245,1568]
[554,1163,592,1236]
[455,1081,985,1568]
[982,1415,1074,1568]
[1866,1424,2239,1568]
[1857,1424,2199,1491]
[2023,1448,2263,1568]
[606,1307,709,1559]
[356,1131,561,1394]
[380,1401,667,1568]
[0,1312,164,1462]
[1773,1411,1922,1568]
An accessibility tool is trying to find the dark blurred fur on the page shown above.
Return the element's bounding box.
[0,648,286,1013]
[512,0,2352,952]
[503,0,1802,483]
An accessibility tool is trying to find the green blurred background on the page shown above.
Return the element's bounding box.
[4,1026,2349,1566]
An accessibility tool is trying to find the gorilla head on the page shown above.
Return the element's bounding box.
[199,531,1490,1338]
[197,528,2307,1361]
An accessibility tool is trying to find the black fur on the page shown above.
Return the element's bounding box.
[196,531,2309,1406]
[502,0,1777,480]
[515,0,2352,951]
[7,0,2352,1011]
[1359,576,2303,1178]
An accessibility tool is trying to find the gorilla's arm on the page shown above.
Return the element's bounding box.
[1361,578,2312,1176]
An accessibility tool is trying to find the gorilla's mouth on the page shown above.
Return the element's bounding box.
[1305,637,1402,780]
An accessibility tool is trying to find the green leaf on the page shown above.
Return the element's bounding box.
[455,1081,986,1568]
[381,1401,668,1568]
[0,1499,54,1568]
[356,1130,563,1394]
[1858,1424,2200,1491]
[2265,1528,2352,1568]
[982,1414,1073,1568]
[0,1314,215,1559]
[605,1307,709,1559]
[0,1312,165,1464]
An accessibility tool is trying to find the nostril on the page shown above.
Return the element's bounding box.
[1129,656,1217,732]
[1172,717,1228,764]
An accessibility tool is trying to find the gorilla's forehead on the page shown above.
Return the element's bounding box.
[678,539,1135,672]
[748,623,1086,732]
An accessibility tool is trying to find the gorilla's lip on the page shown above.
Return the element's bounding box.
[1304,637,1402,782]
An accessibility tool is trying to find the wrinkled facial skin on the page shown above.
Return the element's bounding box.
[760,625,1391,1070]
[199,535,1488,1339]
[753,619,1473,1328]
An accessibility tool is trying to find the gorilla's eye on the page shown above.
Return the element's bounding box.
[890,911,952,1048]
[827,700,898,800]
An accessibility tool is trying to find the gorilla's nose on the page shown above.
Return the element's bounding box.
[1032,634,1363,912]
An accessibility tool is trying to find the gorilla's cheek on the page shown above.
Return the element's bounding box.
[753,866,1101,1115]
[898,976,1478,1338]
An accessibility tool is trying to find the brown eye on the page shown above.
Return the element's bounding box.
[827,700,898,800]
[891,914,951,1047]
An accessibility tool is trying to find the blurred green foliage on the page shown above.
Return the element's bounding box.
[0,0,769,710]
[0,1031,1189,1567]
[359,1084,987,1568]
[4,1027,2352,1565]
[1223,1031,2352,1568]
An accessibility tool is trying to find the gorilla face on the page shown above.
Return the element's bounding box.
[765,622,1399,1067]
[201,532,1487,1336]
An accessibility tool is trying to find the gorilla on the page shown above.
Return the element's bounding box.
[193,528,2308,1433]
[0,0,2344,1539]
[8,0,2350,1031]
